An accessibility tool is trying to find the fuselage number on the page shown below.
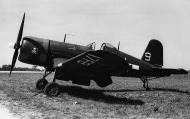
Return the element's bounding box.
[144,52,151,62]
[77,54,102,66]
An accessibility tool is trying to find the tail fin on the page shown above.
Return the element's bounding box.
[141,39,163,67]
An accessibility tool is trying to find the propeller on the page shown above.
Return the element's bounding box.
[10,13,25,76]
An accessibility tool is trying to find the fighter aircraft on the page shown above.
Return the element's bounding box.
[10,13,188,96]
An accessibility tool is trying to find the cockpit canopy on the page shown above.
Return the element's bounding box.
[100,43,116,50]
[100,43,118,54]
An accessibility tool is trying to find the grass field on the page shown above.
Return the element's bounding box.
[0,72,190,119]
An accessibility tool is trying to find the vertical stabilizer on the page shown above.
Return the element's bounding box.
[141,39,163,67]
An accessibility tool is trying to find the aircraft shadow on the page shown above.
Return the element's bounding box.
[59,85,145,105]
[102,88,190,94]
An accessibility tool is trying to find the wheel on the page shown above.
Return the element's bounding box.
[44,82,60,97]
[36,78,48,91]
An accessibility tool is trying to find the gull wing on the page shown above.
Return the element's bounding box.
[54,50,129,79]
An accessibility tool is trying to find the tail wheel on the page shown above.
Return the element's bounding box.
[36,78,48,91]
[44,82,60,97]
[141,77,150,90]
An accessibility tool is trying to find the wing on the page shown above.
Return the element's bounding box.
[54,50,129,79]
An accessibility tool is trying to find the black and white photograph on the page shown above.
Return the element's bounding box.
[0,0,190,118]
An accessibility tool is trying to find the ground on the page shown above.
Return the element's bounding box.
[0,72,190,119]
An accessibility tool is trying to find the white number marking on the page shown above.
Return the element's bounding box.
[145,52,151,62]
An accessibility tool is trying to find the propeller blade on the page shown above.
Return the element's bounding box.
[10,13,25,76]
[15,13,25,49]
[10,49,18,76]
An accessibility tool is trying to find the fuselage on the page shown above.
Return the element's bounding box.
[17,36,188,78]
[18,36,93,68]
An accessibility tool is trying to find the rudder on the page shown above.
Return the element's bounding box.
[141,39,163,67]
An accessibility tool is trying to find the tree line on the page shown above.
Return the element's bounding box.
[0,64,42,71]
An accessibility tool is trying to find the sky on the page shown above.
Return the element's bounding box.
[0,0,190,69]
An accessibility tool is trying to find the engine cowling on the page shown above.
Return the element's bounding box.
[18,36,51,67]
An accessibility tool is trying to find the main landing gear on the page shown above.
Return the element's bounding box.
[44,82,60,97]
[35,78,48,91]
[35,69,60,97]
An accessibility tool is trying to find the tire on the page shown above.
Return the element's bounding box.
[44,82,60,97]
[36,78,48,91]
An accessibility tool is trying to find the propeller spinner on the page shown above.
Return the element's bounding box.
[10,13,25,76]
